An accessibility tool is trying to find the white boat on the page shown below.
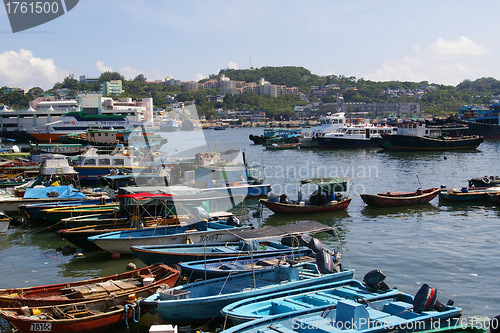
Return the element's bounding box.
[317,122,395,148]
[300,112,347,148]
[0,154,104,213]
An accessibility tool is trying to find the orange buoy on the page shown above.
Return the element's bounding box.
[111,253,121,260]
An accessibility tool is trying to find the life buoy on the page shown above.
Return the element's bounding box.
[202,153,210,158]
[71,121,76,125]
[483,176,491,184]
[346,119,350,123]
[20,125,23,128]
[304,132,310,137]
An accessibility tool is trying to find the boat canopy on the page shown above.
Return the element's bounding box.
[300,177,347,193]
[23,185,86,199]
[230,220,335,241]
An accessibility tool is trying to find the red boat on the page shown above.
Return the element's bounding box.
[0,286,154,333]
[260,197,351,214]
[360,187,440,207]
[0,264,179,308]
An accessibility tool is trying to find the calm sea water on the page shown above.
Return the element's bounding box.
[0,127,498,332]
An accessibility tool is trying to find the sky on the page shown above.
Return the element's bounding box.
[0,0,499,91]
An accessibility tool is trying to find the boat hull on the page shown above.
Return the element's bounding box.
[360,188,440,207]
[88,223,248,254]
[260,198,351,214]
[438,188,500,202]
[141,268,355,325]
[131,241,295,266]
[382,134,484,151]
[317,137,377,148]
[0,264,179,308]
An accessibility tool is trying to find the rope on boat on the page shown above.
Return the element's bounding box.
[124,302,141,330]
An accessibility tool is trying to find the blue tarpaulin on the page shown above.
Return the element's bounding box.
[23,186,87,199]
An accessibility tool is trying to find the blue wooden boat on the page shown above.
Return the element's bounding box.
[19,198,115,224]
[87,220,249,254]
[221,274,405,325]
[131,221,336,265]
[178,248,316,280]
[438,187,500,202]
[131,240,306,266]
[218,282,462,333]
[139,264,355,325]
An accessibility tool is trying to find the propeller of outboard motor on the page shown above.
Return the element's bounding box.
[363,269,390,291]
[413,283,451,313]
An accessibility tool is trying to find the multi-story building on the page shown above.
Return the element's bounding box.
[182,81,199,92]
[102,80,123,95]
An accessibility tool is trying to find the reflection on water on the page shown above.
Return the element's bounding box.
[360,203,439,218]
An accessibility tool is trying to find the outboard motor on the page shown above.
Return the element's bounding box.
[309,238,323,253]
[281,235,308,247]
[226,216,241,227]
[363,269,390,291]
[316,250,340,274]
[413,283,450,313]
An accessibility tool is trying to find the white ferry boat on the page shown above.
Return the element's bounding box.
[299,112,346,148]
[316,121,395,148]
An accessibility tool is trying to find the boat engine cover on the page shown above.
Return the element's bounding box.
[413,283,446,313]
[316,250,339,274]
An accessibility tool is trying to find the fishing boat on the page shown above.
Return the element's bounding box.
[217,282,461,333]
[373,121,483,151]
[220,269,411,324]
[88,220,249,254]
[0,264,179,308]
[360,187,440,207]
[57,223,138,250]
[139,262,354,325]
[0,286,152,333]
[260,178,351,214]
[265,142,301,150]
[19,198,115,225]
[73,145,151,187]
[40,203,120,225]
[131,240,305,266]
[178,248,317,280]
[249,128,301,145]
[131,221,337,266]
[459,101,500,139]
[468,175,500,188]
[438,187,500,202]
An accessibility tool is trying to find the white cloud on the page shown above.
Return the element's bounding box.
[120,66,141,80]
[363,37,489,85]
[429,36,489,58]
[228,61,238,69]
[0,49,68,90]
[96,61,113,73]
[194,73,208,82]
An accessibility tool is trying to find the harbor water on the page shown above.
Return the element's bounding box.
[0,127,498,332]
